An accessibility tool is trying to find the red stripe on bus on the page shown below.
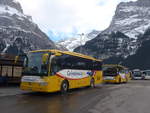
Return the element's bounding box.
[56,73,91,80]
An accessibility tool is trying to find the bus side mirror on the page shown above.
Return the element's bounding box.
[42,53,49,64]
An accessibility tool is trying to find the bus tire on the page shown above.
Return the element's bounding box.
[61,80,69,93]
[117,78,121,84]
[90,78,95,88]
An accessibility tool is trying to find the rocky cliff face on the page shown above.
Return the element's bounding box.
[105,0,150,39]
[57,30,101,51]
[0,0,57,55]
[0,0,23,13]
[74,0,150,62]
[122,28,150,69]
[74,31,136,59]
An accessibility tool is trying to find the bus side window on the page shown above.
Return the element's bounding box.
[51,54,102,71]
[93,61,102,70]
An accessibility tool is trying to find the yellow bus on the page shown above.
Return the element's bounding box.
[20,50,103,93]
[103,64,130,84]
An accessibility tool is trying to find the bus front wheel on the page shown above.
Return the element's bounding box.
[61,80,69,93]
[118,78,122,84]
[90,78,95,88]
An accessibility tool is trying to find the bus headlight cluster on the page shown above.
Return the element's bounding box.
[39,82,48,86]
[104,76,115,80]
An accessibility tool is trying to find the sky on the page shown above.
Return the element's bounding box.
[18,0,137,41]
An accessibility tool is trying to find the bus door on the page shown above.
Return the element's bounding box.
[49,54,70,89]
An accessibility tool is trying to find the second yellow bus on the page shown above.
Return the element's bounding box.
[103,64,131,84]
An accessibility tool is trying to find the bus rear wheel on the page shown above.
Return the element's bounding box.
[61,80,69,93]
[90,78,95,88]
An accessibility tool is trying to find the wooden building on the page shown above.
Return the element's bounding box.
[0,54,23,84]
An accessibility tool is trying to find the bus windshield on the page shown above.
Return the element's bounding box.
[133,71,141,77]
[145,71,150,75]
[103,67,118,76]
[23,52,49,76]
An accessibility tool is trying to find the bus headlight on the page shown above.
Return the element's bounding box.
[104,76,115,80]
[39,82,48,86]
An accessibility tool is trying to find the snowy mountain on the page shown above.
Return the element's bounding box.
[0,0,57,55]
[74,0,150,61]
[74,31,136,59]
[121,28,150,69]
[57,30,101,51]
[104,0,150,39]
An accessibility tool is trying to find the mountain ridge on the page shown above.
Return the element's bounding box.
[57,30,101,51]
[0,0,57,55]
[74,0,150,69]
[74,0,150,59]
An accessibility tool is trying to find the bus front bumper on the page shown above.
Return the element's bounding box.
[20,82,49,92]
[103,76,118,83]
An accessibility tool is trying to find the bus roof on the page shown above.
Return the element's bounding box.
[103,64,127,69]
[29,49,102,62]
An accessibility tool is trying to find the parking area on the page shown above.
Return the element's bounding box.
[0,85,23,97]
[0,80,150,113]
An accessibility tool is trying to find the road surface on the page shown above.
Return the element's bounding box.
[0,80,150,113]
